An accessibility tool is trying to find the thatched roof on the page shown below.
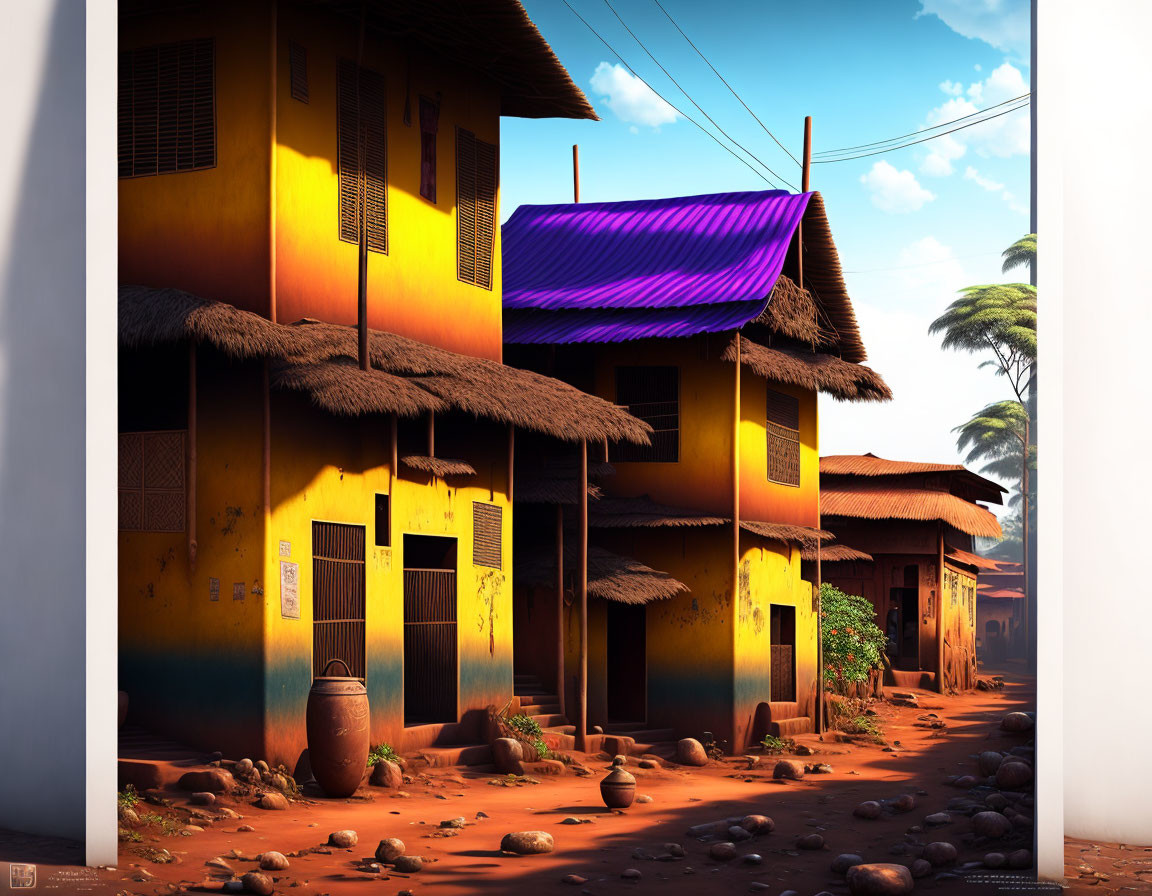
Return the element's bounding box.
[945,544,998,571]
[515,460,614,505]
[822,485,1003,539]
[800,192,867,363]
[515,545,688,605]
[822,454,967,476]
[271,357,445,417]
[750,275,834,349]
[589,495,729,529]
[723,336,892,403]
[799,543,873,563]
[739,520,834,549]
[119,286,650,445]
[401,456,477,477]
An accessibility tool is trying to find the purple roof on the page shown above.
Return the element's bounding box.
[503,190,812,344]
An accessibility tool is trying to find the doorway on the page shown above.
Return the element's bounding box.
[312,521,366,680]
[770,605,797,702]
[888,564,920,669]
[403,535,458,725]
[606,602,646,723]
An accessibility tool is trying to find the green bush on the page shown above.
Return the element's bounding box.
[820,584,886,692]
[117,784,140,810]
[508,713,549,759]
[367,742,399,768]
[760,734,789,755]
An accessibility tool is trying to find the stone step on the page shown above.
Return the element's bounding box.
[770,717,814,738]
[886,669,938,690]
[523,703,562,717]
[604,727,677,743]
[523,713,567,729]
[516,693,559,707]
[408,743,493,768]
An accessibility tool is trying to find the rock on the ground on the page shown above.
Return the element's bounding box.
[743,853,763,865]
[257,792,288,811]
[832,853,865,874]
[561,874,586,885]
[190,791,216,806]
[910,859,933,878]
[675,738,708,766]
[328,830,357,848]
[1001,712,1035,733]
[1007,849,1032,869]
[240,871,274,895]
[972,811,1013,839]
[984,852,1007,868]
[740,814,774,834]
[235,758,254,776]
[709,842,738,861]
[178,769,235,793]
[854,801,883,819]
[728,825,753,841]
[891,794,916,813]
[846,863,915,895]
[925,812,952,826]
[924,841,959,866]
[501,831,554,855]
[686,820,731,839]
[665,843,686,857]
[493,738,526,775]
[393,855,424,873]
[118,807,140,826]
[258,851,289,871]
[996,760,1034,790]
[797,833,825,850]
[375,838,405,862]
[638,759,660,769]
[978,751,1004,776]
[773,760,805,780]
[370,760,403,788]
[621,868,642,880]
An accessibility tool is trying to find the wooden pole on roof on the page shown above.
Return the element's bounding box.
[575,439,588,752]
[572,145,580,203]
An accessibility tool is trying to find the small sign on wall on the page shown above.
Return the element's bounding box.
[209,577,220,601]
[233,582,245,601]
[280,561,300,619]
[279,540,291,558]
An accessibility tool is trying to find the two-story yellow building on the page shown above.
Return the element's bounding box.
[504,190,891,752]
[116,0,649,771]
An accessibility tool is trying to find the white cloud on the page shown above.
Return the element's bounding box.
[893,236,966,292]
[919,63,1030,170]
[963,166,1004,192]
[860,161,935,213]
[589,62,678,129]
[920,133,966,177]
[916,0,1030,59]
[939,79,964,96]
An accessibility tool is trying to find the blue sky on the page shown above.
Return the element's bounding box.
[500,0,1032,512]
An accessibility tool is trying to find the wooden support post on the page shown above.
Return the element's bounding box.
[797,116,811,287]
[556,503,565,719]
[390,415,398,480]
[262,361,272,517]
[732,332,741,748]
[937,524,946,694]
[572,144,580,203]
[507,425,515,504]
[575,439,588,752]
[427,411,435,458]
[187,342,198,573]
[815,539,823,734]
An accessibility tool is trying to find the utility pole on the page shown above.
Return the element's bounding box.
[572,144,580,203]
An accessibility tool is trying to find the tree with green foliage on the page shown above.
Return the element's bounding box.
[1001,233,1036,275]
[819,584,887,695]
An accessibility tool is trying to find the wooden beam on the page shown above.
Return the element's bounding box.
[507,425,515,504]
[187,342,198,573]
[427,411,435,458]
[572,144,580,203]
[575,439,588,752]
[556,503,565,719]
[937,524,946,695]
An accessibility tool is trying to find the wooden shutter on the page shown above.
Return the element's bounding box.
[473,502,502,569]
[119,431,186,532]
[289,41,308,103]
[612,366,679,463]
[766,389,801,486]
[456,129,497,289]
[119,39,215,178]
[337,59,387,252]
[313,522,366,680]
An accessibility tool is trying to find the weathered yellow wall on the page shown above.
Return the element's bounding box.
[119,1,273,315]
[274,5,504,360]
[942,563,978,692]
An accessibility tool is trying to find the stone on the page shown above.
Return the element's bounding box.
[492,738,526,776]
[1007,849,1032,869]
[977,751,1004,776]
[854,801,883,820]
[925,812,951,826]
[728,825,753,842]
[178,769,235,793]
[621,868,642,880]
[985,793,1009,811]
[794,744,815,756]
[687,820,732,839]
[258,852,289,871]
[676,738,708,766]
[190,792,216,806]
[375,838,405,863]
[910,859,932,878]
[739,814,774,834]
[257,792,288,811]
[118,807,139,826]
[983,852,1007,868]
[846,863,915,895]
[1001,712,1034,732]
[561,874,587,885]
[237,824,256,832]
[796,833,825,850]
[923,841,958,866]
[806,763,834,774]
[1012,814,1033,830]
[972,811,1013,839]
[636,794,652,803]
[370,760,403,789]
[779,891,800,896]
[440,816,467,829]
[773,760,805,780]
[709,842,738,861]
[500,831,554,855]
[393,855,424,873]
[235,759,254,776]
[240,871,274,896]
[891,794,916,813]
[954,775,978,788]
[832,853,865,874]
[255,760,270,774]
[205,856,234,874]
[995,761,1034,790]
[638,759,660,769]
[328,830,358,848]
[742,853,763,865]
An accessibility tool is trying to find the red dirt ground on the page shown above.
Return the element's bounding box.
[6,666,1105,896]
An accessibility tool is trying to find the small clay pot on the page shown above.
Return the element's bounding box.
[600,765,636,809]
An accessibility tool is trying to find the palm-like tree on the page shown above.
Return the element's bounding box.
[1001,233,1036,275]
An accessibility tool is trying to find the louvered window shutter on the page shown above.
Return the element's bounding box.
[472,502,502,569]
[337,60,388,253]
[456,129,497,289]
[766,389,801,486]
[289,42,308,103]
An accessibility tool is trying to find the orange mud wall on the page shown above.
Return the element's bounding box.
[119,352,269,760]
[274,5,504,360]
[264,399,514,769]
[119,2,273,314]
[941,563,977,693]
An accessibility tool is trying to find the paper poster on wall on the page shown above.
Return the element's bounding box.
[233,582,244,601]
[280,561,300,619]
[209,577,220,602]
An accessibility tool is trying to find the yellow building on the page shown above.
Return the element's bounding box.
[504,191,891,753]
[117,0,649,771]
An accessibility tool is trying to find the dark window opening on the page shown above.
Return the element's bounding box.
[404,534,457,571]
[338,59,388,253]
[766,389,800,487]
[473,502,502,569]
[118,38,215,178]
[374,493,390,547]
[312,521,366,680]
[611,366,679,463]
[769,605,796,702]
[419,97,439,203]
[403,534,458,724]
[289,41,308,103]
[456,128,497,289]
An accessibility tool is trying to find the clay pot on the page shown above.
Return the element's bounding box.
[600,765,636,809]
[306,659,370,798]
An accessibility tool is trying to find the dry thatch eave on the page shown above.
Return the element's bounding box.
[271,357,445,418]
[724,336,892,403]
[589,495,729,529]
[801,192,867,363]
[800,543,873,563]
[822,486,1003,540]
[751,275,833,348]
[119,286,650,446]
[401,455,477,477]
[740,520,835,549]
[945,544,998,571]
[516,545,687,605]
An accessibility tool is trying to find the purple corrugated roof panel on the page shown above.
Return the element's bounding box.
[504,302,764,345]
[503,190,811,312]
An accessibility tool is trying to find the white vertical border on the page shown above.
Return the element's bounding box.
[1034,0,1063,880]
[86,0,118,868]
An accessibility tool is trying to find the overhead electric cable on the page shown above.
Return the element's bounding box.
[559,0,784,189]
[598,0,800,190]
[649,0,802,168]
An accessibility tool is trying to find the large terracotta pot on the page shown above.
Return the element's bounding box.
[600,764,636,809]
[306,659,370,798]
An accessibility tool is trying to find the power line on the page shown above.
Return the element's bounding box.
[558,0,785,189]
[811,101,1030,164]
[813,93,1031,157]
[649,0,802,168]
[598,0,800,191]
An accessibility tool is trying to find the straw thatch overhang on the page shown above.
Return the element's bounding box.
[722,336,892,403]
[588,495,729,529]
[945,544,998,571]
[119,286,650,446]
[516,545,688,605]
[739,520,834,549]
[749,275,834,349]
[515,460,614,505]
[799,192,867,363]
[271,357,445,417]
[401,456,477,477]
[822,486,1003,539]
[800,543,873,563]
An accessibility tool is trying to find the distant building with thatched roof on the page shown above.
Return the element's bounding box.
[816,454,1005,694]
[115,0,651,770]
[976,560,1024,663]
[503,190,890,753]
